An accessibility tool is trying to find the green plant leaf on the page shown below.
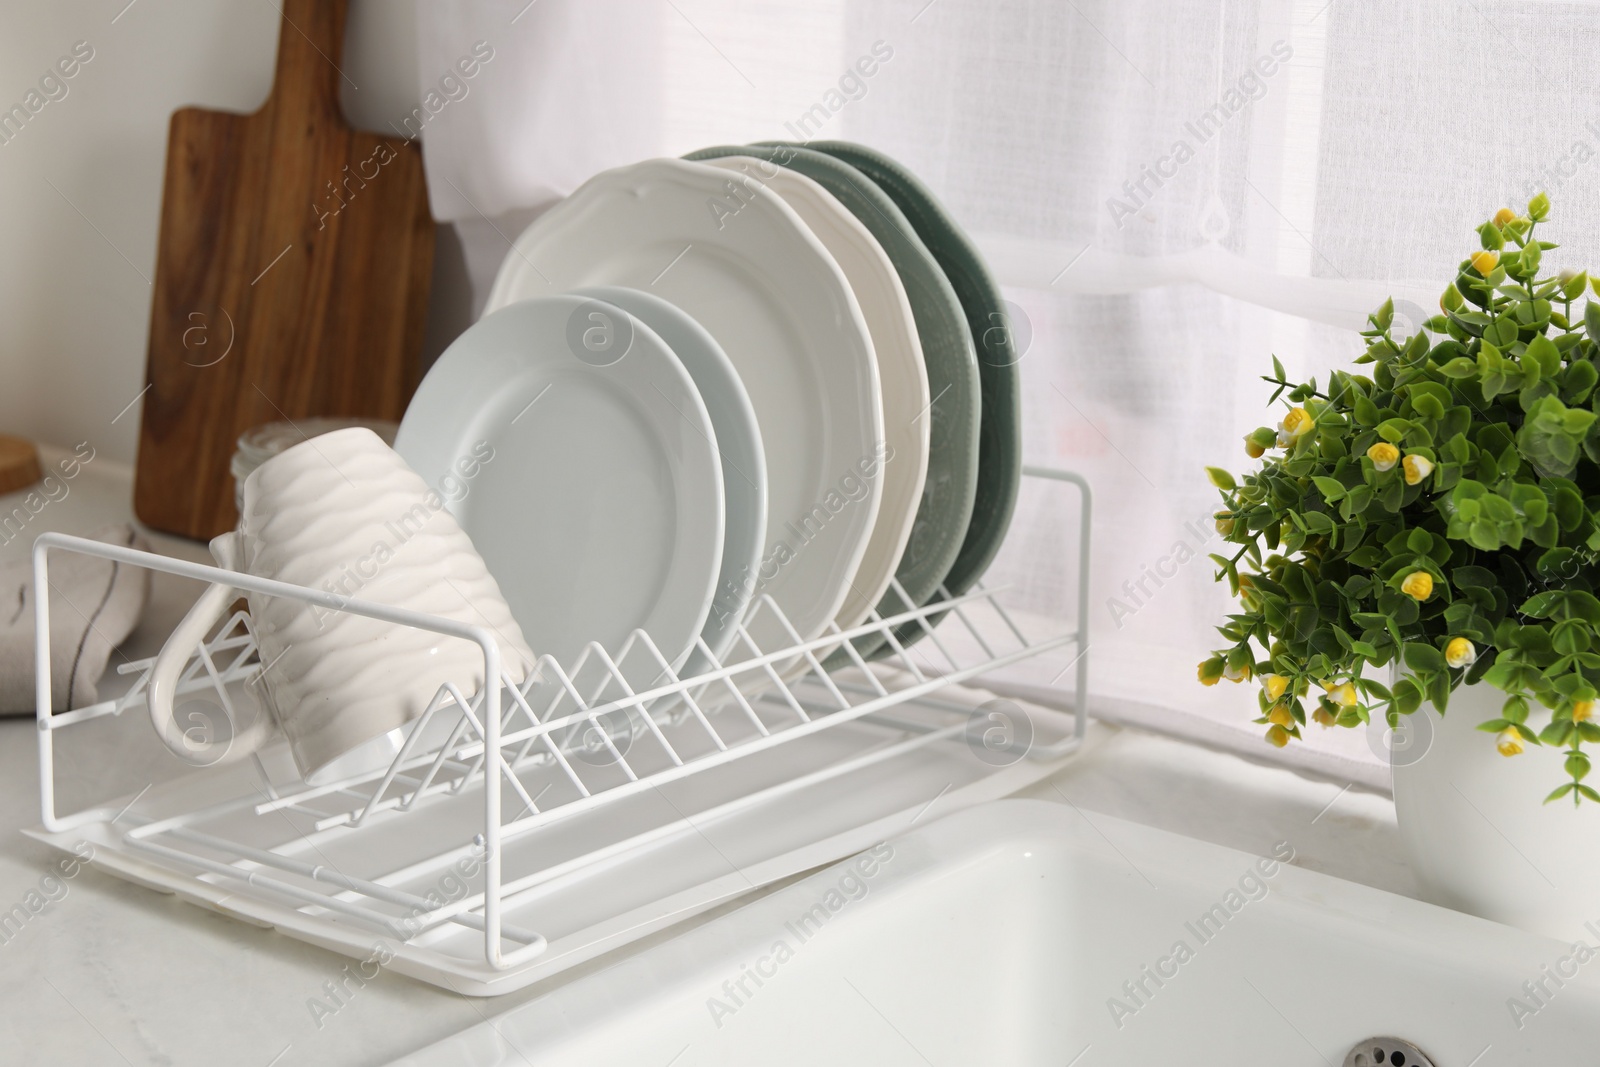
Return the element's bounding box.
[1376,418,1411,443]
[1393,677,1424,715]
[1526,334,1563,379]
[1489,315,1520,347]
[1540,721,1574,746]
[1545,782,1576,804]
[1312,476,1346,502]
[1521,591,1562,618]
[1403,643,1446,672]
[1564,359,1599,404]
[1354,394,1382,426]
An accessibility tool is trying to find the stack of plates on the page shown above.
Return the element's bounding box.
[392,142,1021,684]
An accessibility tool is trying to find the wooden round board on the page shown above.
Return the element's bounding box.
[0,435,41,496]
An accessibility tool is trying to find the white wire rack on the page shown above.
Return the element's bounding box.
[29,466,1090,993]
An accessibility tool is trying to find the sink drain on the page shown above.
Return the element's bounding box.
[1343,1037,1436,1067]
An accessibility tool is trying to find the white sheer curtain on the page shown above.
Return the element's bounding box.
[414,0,1600,789]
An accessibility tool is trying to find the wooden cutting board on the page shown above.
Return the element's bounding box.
[135,0,434,539]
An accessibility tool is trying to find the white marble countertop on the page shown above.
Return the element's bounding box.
[0,454,1417,1066]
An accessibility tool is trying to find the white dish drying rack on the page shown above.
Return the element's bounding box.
[27,466,1090,995]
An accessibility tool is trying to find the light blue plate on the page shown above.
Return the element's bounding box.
[572,285,767,677]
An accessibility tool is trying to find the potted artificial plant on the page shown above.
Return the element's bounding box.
[1201,194,1600,938]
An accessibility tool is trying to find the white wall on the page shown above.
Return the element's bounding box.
[0,0,425,466]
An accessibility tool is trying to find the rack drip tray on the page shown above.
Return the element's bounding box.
[28,680,1080,995]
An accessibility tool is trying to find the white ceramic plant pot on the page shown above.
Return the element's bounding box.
[1390,679,1600,940]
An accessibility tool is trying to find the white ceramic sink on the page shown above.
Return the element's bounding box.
[394,799,1600,1065]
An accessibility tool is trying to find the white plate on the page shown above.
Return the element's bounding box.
[394,296,724,670]
[484,158,883,655]
[701,156,929,633]
[572,285,766,678]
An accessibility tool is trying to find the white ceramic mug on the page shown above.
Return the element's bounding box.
[148,427,535,785]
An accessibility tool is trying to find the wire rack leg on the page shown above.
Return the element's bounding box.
[1022,465,1091,741]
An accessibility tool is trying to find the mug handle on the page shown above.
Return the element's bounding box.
[147,531,276,766]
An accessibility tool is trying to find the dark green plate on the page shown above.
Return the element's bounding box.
[685,144,981,661]
[782,141,1022,649]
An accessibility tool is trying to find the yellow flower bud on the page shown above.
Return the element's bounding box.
[1492,207,1516,228]
[1245,427,1277,457]
[1266,724,1290,748]
[1215,512,1235,536]
[1445,637,1476,669]
[1312,707,1336,727]
[1402,454,1434,486]
[1327,682,1358,707]
[1471,250,1499,276]
[1224,661,1253,683]
[1277,407,1313,446]
[1496,726,1525,757]
[1367,442,1399,471]
[1400,571,1434,601]
[1267,706,1295,728]
[1263,674,1289,702]
[1198,657,1225,687]
[1573,700,1594,723]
